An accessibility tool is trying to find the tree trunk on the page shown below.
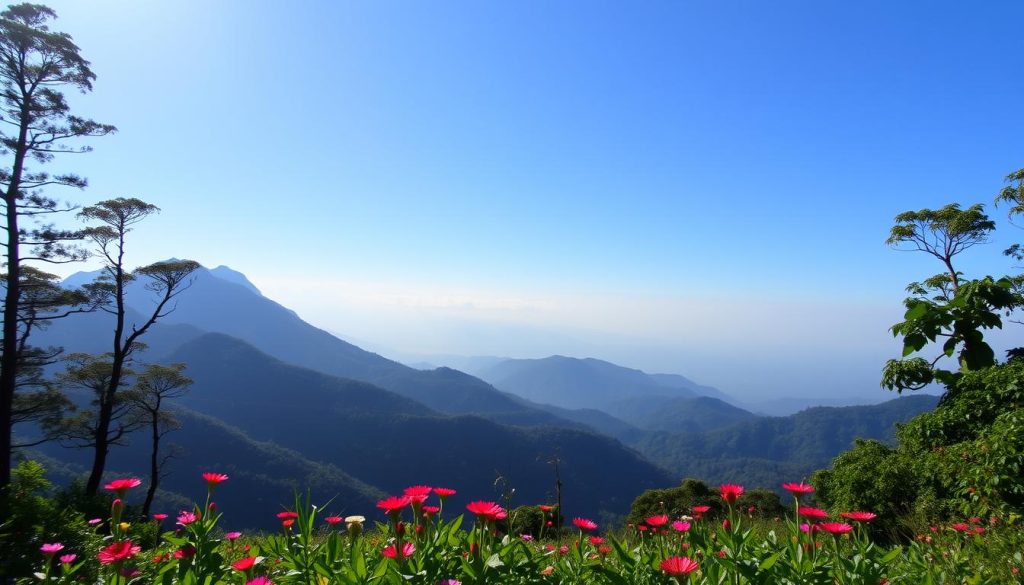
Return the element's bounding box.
[142,420,159,517]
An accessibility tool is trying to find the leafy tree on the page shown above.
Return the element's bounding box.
[627,478,721,525]
[125,362,192,516]
[882,204,1018,392]
[76,197,198,495]
[0,3,114,488]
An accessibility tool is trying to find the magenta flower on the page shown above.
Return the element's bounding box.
[177,511,199,526]
[59,554,76,564]
[40,543,64,554]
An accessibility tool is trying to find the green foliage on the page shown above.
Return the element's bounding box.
[627,478,721,525]
[0,461,97,580]
[735,489,784,519]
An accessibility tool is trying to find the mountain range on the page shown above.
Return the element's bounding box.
[20,264,937,528]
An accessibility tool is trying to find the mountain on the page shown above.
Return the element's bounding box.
[608,395,756,434]
[633,394,940,488]
[474,355,729,411]
[161,333,674,521]
[53,266,569,425]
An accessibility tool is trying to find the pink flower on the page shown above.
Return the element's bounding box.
[782,482,815,497]
[798,506,829,520]
[325,516,343,525]
[232,556,258,571]
[660,556,699,575]
[840,511,877,522]
[151,513,168,521]
[59,554,76,564]
[40,543,64,554]
[951,523,970,532]
[719,484,744,504]
[104,478,142,493]
[645,515,669,527]
[87,518,102,526]
[246,577,274,585]
[382,542,416,559]
[465,501,504,521]
[671,520,691,532]
[520,534,533,541]
[433,487,456,498]
[404,485,433,497]
[820,522,853,535]
[225,531,242,540]
[177,511,199,525]
[691,505,711,514]
[377,496,412,515]
[276,511,298,520]
[572,517,598,532]
[97,541,141,565]
[202,472,229,489]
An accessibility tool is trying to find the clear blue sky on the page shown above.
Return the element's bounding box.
[36,1,1024,401]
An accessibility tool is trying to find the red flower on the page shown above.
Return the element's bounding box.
[840,511,877,522]
[104,478,142,493]
[151,513,168,521]
[645,515,669,527]
[692,505,711,514]
[782,482,815,497]
[97,541,141,565]
[572,517,598,532]
[403,485,432,497]
[719,484,744,504]
[276,511,298,520]
[589,536,605,545]
[820,522,853,535]
[466,501,503,520]
[433,487,456,498]
[950,523,970,532]
[281,519,295,528]
[722,518,731,531]
[798,506,829,520]
[660,556,699,575]
[325,516,343,525]
[202,472,229,487]
[174,546,196,559]
[232,556,258,571]
[377,495,412,514]
[422,505,440,515]
[381,542,415,559]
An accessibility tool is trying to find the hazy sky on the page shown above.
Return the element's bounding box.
[33,1,1024,400]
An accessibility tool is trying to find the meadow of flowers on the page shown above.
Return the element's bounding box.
[20,473,1024,585]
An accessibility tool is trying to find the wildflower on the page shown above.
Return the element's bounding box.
[281,519,294,528]
[346,516,365,538]
[589,536,604,545]
[378,496,412,515]
[40,543,64,554]
[466,501,503,521]
[671,520,691,532]
[422,505,440,516]
[87,518,102,526]
[232,556,258,571]
[174,546,196,559]
[782,482,815,497]
[104,478,142,494]
[97,541,141,565]
[152,513,168,521]
[59,554,76,564]
[722,518,731,531]
[573,517,598,531]
[950,523,970,532]
[225,531,242,540]
[798,506,829,520]
[820,522,853,535]
[540,566,555,576]
[660,556,699,575]
[246,578,274,585]
[325,515,343,525]
[404,485,433,497]
[646,514,669,527]
[538,504,553,512]
[840,511,877,522]
[382,542,415,559]
[177,511,199,525]
[520,534,533,541]
[719,484,744,504]
[276,511,298,520]
[119,522,130,531]
[437,580,462,585]
[433,487,456,498]
[692,505,711,514]
[201,472,229,489]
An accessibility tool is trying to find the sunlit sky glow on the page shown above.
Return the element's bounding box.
[34,1,1024,400]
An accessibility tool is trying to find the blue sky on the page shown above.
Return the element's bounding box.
[36,1,1024,401]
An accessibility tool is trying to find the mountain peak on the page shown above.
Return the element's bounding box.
[209,265,263,296]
